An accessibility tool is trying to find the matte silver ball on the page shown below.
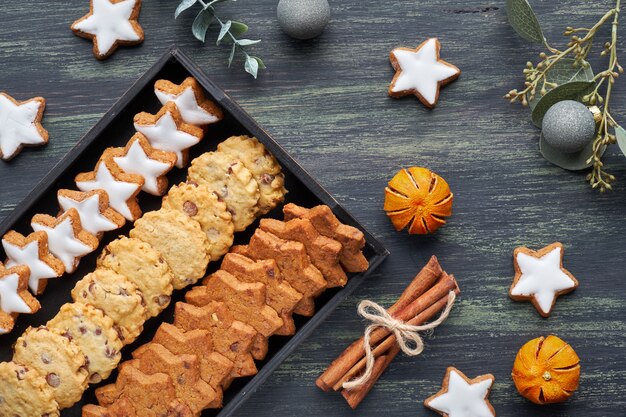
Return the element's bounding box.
[542,100,596,153]
[277,0,330,40]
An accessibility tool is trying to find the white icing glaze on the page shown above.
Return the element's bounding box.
[0,95,45,159]
[134,110,200,168]
[0,272,33,314]
[511,246,577,315]
[155,86,219,126]
[32,217,94,273]
[427,370,494,417]
[113,139,172,195]
[3,239,60,293]
[58,193,119,235]
[391,38,459,106]
[76,163,141,220]
[73,0,140,56]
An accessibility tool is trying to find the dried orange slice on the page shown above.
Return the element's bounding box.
[383,167,453,234]
[512,335,580,404]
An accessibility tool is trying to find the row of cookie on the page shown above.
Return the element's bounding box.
[0,139,288,415]
[85,203,369,415]
[0,77,222,334]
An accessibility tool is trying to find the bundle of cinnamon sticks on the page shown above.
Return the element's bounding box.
[316,256,460,409]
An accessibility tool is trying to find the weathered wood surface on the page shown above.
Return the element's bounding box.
[1,0,625,415]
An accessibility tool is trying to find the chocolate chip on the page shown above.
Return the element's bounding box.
[21,341,27,348]
[266,267,275,279]
[78,326,87,335]
[88,281,96,293]
[177,375,186,385]
[260,173,275,184]
[183,201,198,216]
[95,327,102,336]
[61,330,73,341]
[105,346,118,359]
[119,288,130,296]
[187,180,199,187]
[89,373,102,384]
[46,373,60,388]
[41,353,51,364]
[155,294,171,306]
[230,342,239,352]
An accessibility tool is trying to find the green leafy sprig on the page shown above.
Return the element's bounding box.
[176,0,266,78]
[505,0,623,192]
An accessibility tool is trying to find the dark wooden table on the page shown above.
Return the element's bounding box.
[1,1,625,416]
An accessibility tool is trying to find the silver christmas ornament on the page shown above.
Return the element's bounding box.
[277,0,330,40]
[541,100,597,154]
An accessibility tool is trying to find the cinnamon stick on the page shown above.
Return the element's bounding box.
[333,289,460,391]
[316,256,442,391]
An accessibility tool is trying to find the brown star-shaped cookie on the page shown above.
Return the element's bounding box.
[173,301,257,379]
[2,230,64,294]
[0,262,40,334]
[510,242,578,317]
[260,218,347,287]
[186,270,283,360]
[424,367,495,417]
[71,0,144,60]
[283,203,369,273]
[0,93,48,161]
[154,77,224,126]
[220,253,303,336]
[131,343,217,414]
[150,323,233,404]
[57,189,126,238]
[388,38,460,108]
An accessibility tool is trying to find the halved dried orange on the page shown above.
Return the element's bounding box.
[384,167,453,234]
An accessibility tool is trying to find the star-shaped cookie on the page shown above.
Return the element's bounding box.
[134,102,204,168]
[0,93,48,161]
[389,38,460,108]
[424,367,495,417]
[71,0,144,60]
[0,262,41,334]
[2,230,65,295]
[509,242,578,317]
[58,189,126,237]
[154,77,223,126]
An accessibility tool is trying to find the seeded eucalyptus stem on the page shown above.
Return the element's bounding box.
[505,0,622,192]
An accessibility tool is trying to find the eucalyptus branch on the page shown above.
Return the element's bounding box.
[175,0,265,78]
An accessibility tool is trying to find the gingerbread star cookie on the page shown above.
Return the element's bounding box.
[75,158,144,221]
[31,208,99,273]
[0,93,48,160]
[0,262,40,334]
[424,367,496,417]
[389,38,460,108]
[510,242,578,317]
[134,102,205,168]
[104,133,176,196]
[71,0,144,60]
[58,189,126,237]
[2,230,65,295]
[154,77,223,126]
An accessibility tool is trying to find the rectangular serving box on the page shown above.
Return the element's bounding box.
[0,47,388,416]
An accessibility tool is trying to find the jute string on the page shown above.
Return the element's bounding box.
[342,291,456,390]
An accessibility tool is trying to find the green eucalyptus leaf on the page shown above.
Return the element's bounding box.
[228,44,237,67]
[539,132,603,171]
[252,56,266,69]
[217,20,232,45]
[230,21,249,38]
[237,39,261,46]
[506,0,546,44]
[244,55,259,79]
[615,125,626,157]
[531,81,595,127]
[175,0,197,19]
[192,8,214,42]
[529,59,594,110]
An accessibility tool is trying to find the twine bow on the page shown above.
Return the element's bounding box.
[342,291,456,390]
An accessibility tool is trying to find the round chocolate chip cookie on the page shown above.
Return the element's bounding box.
[0,361,60,416]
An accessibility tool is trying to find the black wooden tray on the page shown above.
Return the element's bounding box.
[0,47,388,416]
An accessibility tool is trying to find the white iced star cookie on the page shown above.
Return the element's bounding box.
[2,230,65,295]
[0,262,41,335]
[509,242,578,317]
[71,0,144,60]
[31,209,99,273]
[424,367,496,417]
[58,189,126,237]
[75,159,144,221]
[134,102,205,168]
[389,38,460,108]
[154,77,223,126]
[103,133,176,196]
[0,93,48,161]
